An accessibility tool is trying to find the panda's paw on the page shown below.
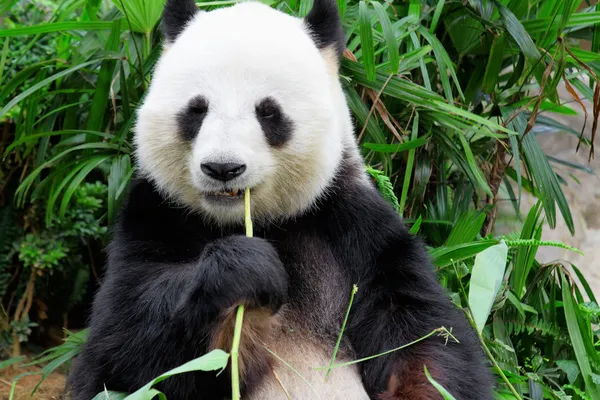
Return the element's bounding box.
[191,235,288,314]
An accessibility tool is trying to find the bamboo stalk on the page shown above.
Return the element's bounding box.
[231,188,253,400]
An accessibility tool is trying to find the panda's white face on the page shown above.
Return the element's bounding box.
[135,2,355,224]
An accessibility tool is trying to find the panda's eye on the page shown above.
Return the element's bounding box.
[177,95,209,141]
[256,98,280,119]
[255,97,293,147]
[189,98,209,115]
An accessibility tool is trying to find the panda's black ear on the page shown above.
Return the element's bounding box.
[161,0,199,43]
[304,0,346,58]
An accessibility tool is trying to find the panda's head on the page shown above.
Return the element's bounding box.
[135,0,360,224]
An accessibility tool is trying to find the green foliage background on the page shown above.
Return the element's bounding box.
[1,0,600,399]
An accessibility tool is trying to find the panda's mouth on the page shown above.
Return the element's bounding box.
[204,188,245,201]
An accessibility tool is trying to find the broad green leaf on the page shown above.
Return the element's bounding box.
[468,241,509,334]
[124,350,229,400]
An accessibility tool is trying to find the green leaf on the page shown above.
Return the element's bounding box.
[468,241,509,334]
[0,356,25,370]
[409,215,423,235]
[399,112,419,217]
[366,166,400,213]
[429,0,445,33]
[92,391,128,400]
[417,27,464,102]
[410,31,431,91]
[492,0,541,61]
[359,1,375,81]
[372,2,400,74]
[482,34,506,94]
[556,360,581,384]
[457,132,492,197]
[124,350,229,400]
[0,59,106,120]
[87,19,121,132]
[59,156,111,218]
[424,365,457,400]
[113,0,165,34]
[362,135,428,153]
[561,274,600,400]
[108,155,132,225]
[429,239,499,268]
[511,202,543,299]
[445,211,485,247]
[0,21,119,37]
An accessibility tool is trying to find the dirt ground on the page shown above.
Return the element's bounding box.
[0,364,65,400]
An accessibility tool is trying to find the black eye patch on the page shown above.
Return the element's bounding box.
[255,97,293,147]
[177,96,209,141]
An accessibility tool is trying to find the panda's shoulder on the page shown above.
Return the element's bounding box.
[109,176,213,262]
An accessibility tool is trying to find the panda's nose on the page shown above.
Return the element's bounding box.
[201,162,247,181]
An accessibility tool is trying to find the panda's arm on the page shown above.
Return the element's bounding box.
[66,235,287,400]
[346,232,493,400]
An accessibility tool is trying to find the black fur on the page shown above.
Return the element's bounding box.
[177,95,209,141]
[255,97,293,147]
[161,0,198,42]
[66,156,493,400]
[304,0,346,58]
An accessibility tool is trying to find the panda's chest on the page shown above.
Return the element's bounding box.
[249,328,370,400]
[247,235,369,399]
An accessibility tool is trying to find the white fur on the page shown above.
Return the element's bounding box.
[135,1,360,224]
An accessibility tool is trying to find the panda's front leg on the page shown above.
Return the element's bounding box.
[67,235,287,400]
[346,235,494,400]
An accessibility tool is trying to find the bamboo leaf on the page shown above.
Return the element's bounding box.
[561,274,600,400]
[59,156,111,218]
[87,19,121,132]
[359,1,376,81]
[362,135,428,153]
[492,0,541,60]
[482,34,506,94]
[0,59,106,120]
[372,2,400,74]
[0,21,120,37]
[123,350,229,400]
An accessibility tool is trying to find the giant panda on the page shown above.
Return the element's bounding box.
[66,0,494,399]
